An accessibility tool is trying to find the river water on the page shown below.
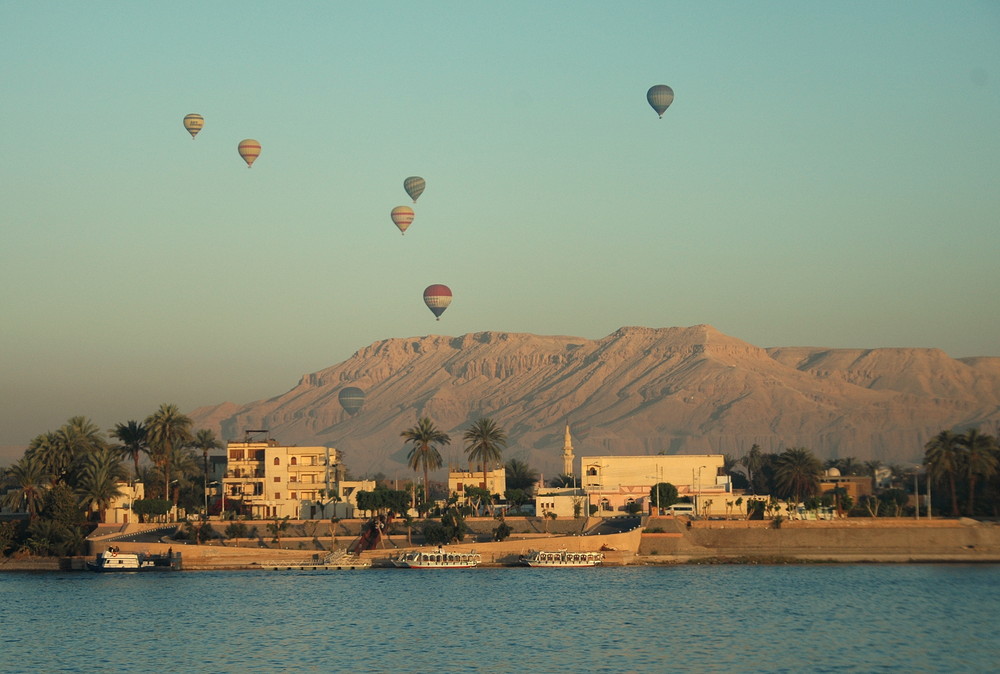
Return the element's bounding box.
[2,564,998,672]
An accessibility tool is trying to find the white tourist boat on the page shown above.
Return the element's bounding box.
[87,547,180,572]
[392,547,482,569]
[522,549,604,567]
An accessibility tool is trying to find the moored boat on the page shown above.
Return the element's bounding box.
[393,547,481,569]
[87,546,180,572]
[522,549,604,567]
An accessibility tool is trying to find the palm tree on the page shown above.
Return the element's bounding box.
[1,455,50,519]
[504,458,539,494]
[959,428,998,516]
[58,416,107,458]
[145,403,193,504]
[75,446,126,522]
[924,430,963,516]
[740,444,763,494]
[773,447,822,504]
[864,460,882,492]
[463,417,508,496]
[24,431,71,485]
[109,420,148,480]
[190,429,223,515]
[401,417,450,505]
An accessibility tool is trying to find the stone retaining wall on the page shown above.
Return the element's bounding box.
[639,517,1000,561]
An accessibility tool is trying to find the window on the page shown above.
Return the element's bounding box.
[274,457,280,466]
[290,457,297,465]
[457,483,464,491]
[274,492,280,500]
[587,467,598,476]
[289,475,297,482]
[291,492,297,499]
[274,476,281,482]
[230,449,244,460]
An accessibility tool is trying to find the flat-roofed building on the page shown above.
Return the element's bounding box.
[448,467,507,500]
[582,454,731,516]
[221,431,370,519]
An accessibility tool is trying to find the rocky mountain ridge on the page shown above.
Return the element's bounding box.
[189,325,1000,476]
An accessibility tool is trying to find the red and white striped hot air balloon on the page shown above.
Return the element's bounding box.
[238,139,261,168]
[391,206,415,235]
[183,114,204,139]
[423,284,452,320]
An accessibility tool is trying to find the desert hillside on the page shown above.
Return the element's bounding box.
[189,325,1000,477]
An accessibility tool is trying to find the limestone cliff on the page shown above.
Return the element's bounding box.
[189,325,1000,476]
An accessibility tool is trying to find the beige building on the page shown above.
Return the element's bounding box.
[535,486,588,519]
[221,433,372,519]
[106,481,144,524]
[582,454,731,516]
[449,467,507,499]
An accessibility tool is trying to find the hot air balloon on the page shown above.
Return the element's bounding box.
[646,85,674,118]
[338,387,366,416]
[391,206,415,235]
[423,284,452,320]
[238,139,261,168]
[183,113,204,139]
[403,176,425,203]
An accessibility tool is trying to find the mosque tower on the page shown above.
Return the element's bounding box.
[562,423,575,479]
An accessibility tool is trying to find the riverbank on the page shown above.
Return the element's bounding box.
[4,516,999,571]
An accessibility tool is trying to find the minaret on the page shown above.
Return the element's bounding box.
[562,423,575,479]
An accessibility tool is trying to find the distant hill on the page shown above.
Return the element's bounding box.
[189,325,1000,477]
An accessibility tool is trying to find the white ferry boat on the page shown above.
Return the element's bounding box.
[393,547,481,569]
[522,549,604,568]
[87,547,180,572]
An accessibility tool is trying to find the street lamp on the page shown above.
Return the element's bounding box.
[169,479,179,522]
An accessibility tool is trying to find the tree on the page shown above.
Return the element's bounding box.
[864,460,883,492]
[924,430,963,516]
[463,485,493,516]
[740,444,764,494]
[2,456,50,519]
[23,432,68,485]
[505,488,529,512]
[109,420,148,480]
[959,428,998,516]
[649,482,679,513]
[130,498,171,523]
[267,517,291,548]
[549,474,575,488]
[190,428,222,515]
[401,417,450,506]
[773,447,822,504]
[879,488,909,517]
[75,446,126,522]
[505,458,539,493]
[145,403,193,506]
[463,417,508,497]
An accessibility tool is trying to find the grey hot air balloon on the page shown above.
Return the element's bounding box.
[338,387,366,416]
[646,85,674,118]
[404,176,426,203]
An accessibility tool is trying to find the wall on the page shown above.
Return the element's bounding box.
[639,517,1000,561]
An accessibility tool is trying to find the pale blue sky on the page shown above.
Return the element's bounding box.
[2,2,998,451]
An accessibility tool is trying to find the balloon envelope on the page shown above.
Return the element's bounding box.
[338,387,366,416]
[423,284,452,320]
[646,85,674,118]
[391,206,415,234]
[238,139,262,167]
[183,113,204,139]
[403,176,425,203]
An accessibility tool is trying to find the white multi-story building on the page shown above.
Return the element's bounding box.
[221,432,372,519]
